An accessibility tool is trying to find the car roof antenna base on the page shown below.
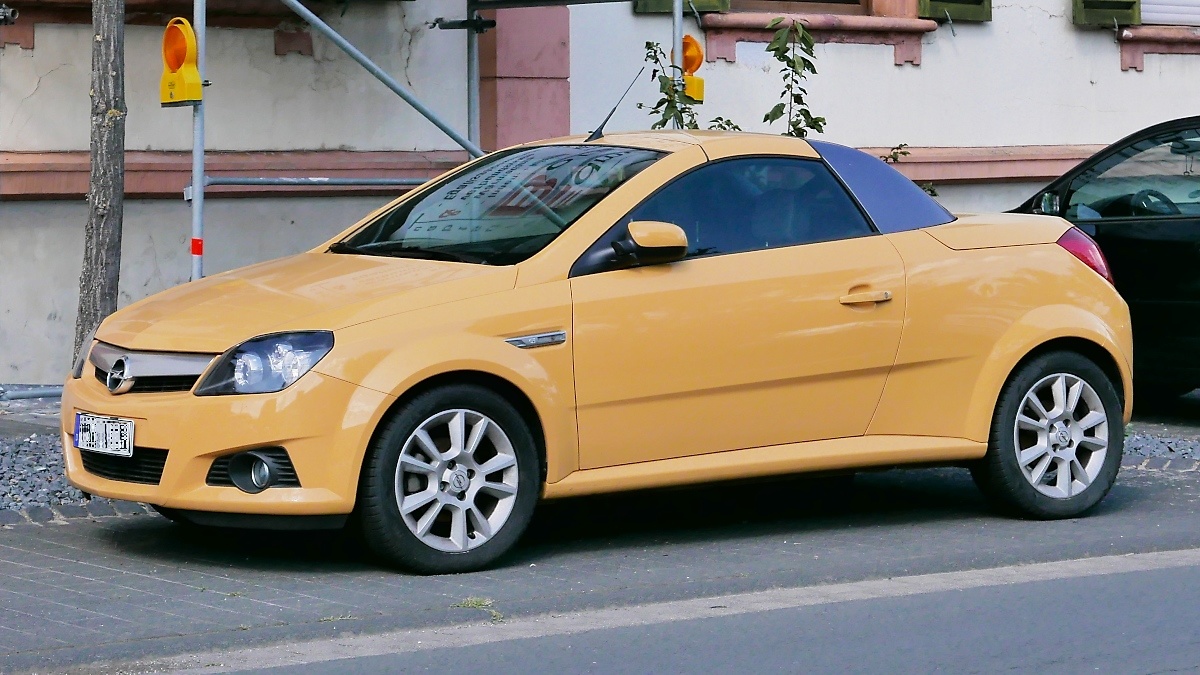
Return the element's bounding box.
[586,67,644,143]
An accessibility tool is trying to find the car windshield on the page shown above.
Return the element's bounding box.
[334,144,664,265]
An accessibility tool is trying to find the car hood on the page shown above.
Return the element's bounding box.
[97,252,517,353]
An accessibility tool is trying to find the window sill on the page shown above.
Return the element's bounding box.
[701,12,939,66]
[0,150,467,200]
[1118,25,1200,71]
[0,1,322,53]
[858,145,1106,183]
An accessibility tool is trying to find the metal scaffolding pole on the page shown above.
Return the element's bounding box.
[672,0,683,129]
[190,0,206,281]
[186,1,583,277]
[279,0,484,158]
[467,12,482,146]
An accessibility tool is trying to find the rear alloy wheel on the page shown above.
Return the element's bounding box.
[359,385,539,574]
[972,352,1123,519]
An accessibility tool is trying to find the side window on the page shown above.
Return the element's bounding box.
[1066,128,1200,221]
[627,157,874,258]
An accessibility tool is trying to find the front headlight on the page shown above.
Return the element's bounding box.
[71,325,100,379]
[195,331,334,396]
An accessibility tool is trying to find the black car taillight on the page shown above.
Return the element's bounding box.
[1057,227,1114,285]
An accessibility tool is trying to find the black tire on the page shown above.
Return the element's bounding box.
[971,351,1124,519]
[358,384,540,574]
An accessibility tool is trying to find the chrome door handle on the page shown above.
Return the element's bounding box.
[839,290,893,305]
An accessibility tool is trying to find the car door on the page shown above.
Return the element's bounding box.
[569,156,906,470]
[1024,120,1200,387]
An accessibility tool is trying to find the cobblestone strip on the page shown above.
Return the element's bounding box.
[1,500,154,529]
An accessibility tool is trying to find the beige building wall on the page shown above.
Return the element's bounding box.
[1,2,468,152]
[0,1,467,383]
[4,0,1199,381]
[568,0,1200,212]
[0,196,390,382]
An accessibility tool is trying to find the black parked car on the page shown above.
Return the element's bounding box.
[1014,115,1200,400]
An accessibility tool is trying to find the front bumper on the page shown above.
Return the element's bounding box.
[61,370,392,515]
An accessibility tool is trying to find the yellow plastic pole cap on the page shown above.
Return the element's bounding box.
[160,17,203,107]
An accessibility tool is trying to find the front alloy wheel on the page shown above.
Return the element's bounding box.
[972,351,1123,519]
[359,385,539,574]
[396,409,520,553]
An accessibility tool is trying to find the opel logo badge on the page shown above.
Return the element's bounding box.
[106,357,135,395]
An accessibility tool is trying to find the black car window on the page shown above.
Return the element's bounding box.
[810,140,954,233]
[623,156,874,259]
[1066,128,1200,220]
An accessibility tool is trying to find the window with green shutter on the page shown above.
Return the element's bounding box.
[1072,0,1141,26]
[918,0,991,22]
[634,0,731,12]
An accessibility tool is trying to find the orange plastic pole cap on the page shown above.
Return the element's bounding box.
[162,18,195,73]
[682,35,703,76]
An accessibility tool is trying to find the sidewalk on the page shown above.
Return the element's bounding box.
[2,467,1200,673]
[0,387,60,436]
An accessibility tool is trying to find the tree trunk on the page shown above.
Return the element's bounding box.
[74,0,127,360]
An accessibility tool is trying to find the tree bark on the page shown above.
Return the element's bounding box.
[74,0,127,360]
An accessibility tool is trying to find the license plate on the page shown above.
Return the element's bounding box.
[74,413,135,457]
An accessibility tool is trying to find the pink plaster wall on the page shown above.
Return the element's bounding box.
[480,7,571,151]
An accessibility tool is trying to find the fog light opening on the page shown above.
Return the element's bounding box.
[251,459,271,490]
[228,451,280,494]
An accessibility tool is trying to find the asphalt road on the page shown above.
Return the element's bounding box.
[247,561,1200,674]
[2,464,1199,674]
[2,394,1200,673]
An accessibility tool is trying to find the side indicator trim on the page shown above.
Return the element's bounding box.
[505,331,567,350]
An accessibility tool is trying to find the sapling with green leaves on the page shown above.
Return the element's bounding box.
[762,18,825,138]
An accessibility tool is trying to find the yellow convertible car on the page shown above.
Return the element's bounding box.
[62,131,1132,574]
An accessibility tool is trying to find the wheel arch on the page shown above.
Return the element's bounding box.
[1010,336,1127,407]
[356,370,551,501]
[967,313,1133,443]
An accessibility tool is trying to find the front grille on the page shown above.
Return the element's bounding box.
[94,367,198,393]
[207,447,302,488]
[80,447,169,485]
[131,375,199,393]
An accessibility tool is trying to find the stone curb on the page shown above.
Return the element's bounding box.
[0,499,155,529]
[1121,456,1200,472]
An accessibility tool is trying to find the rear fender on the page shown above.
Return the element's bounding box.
[965,304,1134,442]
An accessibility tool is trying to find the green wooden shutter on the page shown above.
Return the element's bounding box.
[633,0,730,12]
[919,0,992,22]
[1073,0,1140,25]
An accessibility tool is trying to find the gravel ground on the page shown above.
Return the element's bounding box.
[1125,433,1200,459]
[0,386,88,511]
[3,385,1199,512]
[0,430,88,511]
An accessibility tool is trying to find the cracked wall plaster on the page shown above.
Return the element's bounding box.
[0,2,466,152]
